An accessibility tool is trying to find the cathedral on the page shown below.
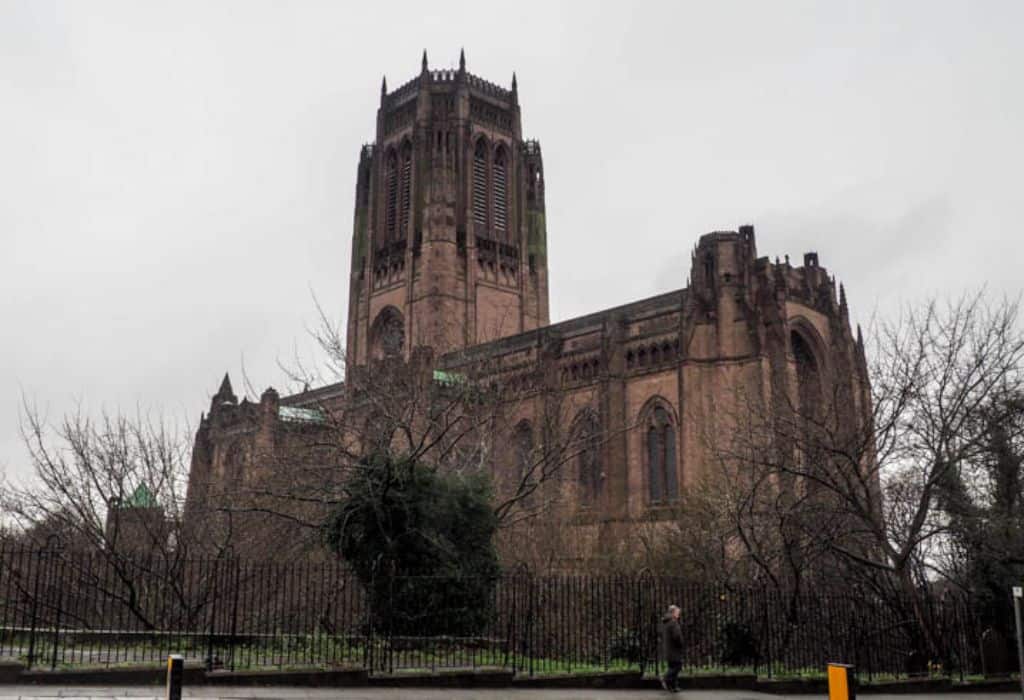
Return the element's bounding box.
[185,52,871,557]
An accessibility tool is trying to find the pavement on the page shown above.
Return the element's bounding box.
[0,689,1020,700]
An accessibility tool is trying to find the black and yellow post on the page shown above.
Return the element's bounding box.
[827,663,856,700]
[166,654,184,700]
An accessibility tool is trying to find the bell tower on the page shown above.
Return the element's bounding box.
[346,50,550,367]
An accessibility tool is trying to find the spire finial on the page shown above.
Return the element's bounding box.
[421,49,428,72]
[459,48,465,72]
[381,74,387,97]
[218,372,233,397]
[213,372,237,407]
[839,282,848,308]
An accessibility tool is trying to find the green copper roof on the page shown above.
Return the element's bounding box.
[125,484,157,509]
[432,369,466,386]
[279,406,326,424]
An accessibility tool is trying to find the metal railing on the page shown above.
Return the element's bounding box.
[0,545,990,679]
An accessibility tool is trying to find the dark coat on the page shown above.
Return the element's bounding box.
[661,614,683,664]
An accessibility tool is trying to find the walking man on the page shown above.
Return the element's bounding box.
[660,604,683,692]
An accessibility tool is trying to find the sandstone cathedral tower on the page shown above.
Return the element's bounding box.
[347,50,549,366]
[186,52,872,559]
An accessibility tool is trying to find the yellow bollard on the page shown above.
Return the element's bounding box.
[827,663,856,700]
[166,654,184,700]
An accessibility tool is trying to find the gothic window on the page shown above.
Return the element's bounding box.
[385,150,399,240]
[646,405,678,503]
[359,165,371,209]
[223,441,245,482]
[494,146,509,239]
[573,411,602,506]
[398,142,412,238]
[791,330,822,418]
[513,421,533,488]
[472,138,488,231]
[370,307,405,360]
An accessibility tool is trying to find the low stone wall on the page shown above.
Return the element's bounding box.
[0,661,1018,693]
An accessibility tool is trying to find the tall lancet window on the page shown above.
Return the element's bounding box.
[472,139,488,232]
[647,405,678,504]
[399,142,412,238]
[513,421,534,490]
[385,150,399,240]
[493,146,508,239]
[792,331,822,418]
[573,411,603,507]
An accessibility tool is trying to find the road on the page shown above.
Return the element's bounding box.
[0,688,1019,700]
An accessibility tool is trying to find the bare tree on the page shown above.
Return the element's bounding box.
[0,403,234,632]
[700,291,1024,660]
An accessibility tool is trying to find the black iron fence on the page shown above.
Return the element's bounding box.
[0,545,991,679]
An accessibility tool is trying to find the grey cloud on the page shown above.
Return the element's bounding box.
[2,0,1023,481]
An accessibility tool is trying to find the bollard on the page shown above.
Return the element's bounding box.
[1013,586,1023,700]
[827,662,856,700]
[166,654,184,700]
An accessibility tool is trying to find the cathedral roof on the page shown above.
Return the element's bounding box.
[440,288,687,367]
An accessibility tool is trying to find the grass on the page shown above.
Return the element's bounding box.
[6,634,1015,686]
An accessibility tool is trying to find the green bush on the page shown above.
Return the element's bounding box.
[324,453,500,637]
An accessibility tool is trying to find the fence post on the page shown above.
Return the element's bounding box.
[527,573,535,678]
[508,565,526,675]
[635,572,644,677]
[228,557,240,671]
[636,568,653,678]
[761,583,772,679]
[25,548,47,669]
[387,561,395,675]
[205,559,220,672]
[508,573,516,675]
[48,546,64,670]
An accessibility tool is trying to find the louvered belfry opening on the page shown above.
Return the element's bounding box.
[399,143,412,238]
[472,139,488,232]
[385,151,398,240]
[494,147,508,238]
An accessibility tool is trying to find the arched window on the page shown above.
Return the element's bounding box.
[513,421,533,487]
[398,142,412,238]
[370,307,405,360]
[791,330,822,418]
[223,441,245,482]
[359,165,371,209]
[493,146,508,239]
[472,139,488,232]
[385,150,399,240]
[646,405,678,503]
[573,411,602,506]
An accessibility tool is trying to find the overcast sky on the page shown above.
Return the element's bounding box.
[2,0,1022,484]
